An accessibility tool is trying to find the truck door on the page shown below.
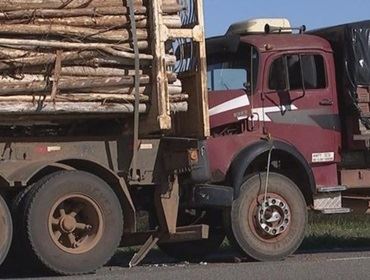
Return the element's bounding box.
[261,52,340,165]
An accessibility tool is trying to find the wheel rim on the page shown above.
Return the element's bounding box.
[248,193,291,243]
[48,194,104,254]
[0,196,12,265]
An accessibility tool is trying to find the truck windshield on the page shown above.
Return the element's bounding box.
[207,44,258,92]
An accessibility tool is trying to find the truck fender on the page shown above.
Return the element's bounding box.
[6,161,75,187]
[228,140,315,200]
[7,159,136,233]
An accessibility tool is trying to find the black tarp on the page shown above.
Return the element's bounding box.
[311,21,370,123]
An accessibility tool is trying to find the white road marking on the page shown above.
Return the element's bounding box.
[328,256,370,262]
[209,95,250,116]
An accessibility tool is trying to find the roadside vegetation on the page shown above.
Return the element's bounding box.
[111,211,370,265]
[300,213,370,251]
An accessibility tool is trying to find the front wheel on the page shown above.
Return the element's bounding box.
[228,172,307,261]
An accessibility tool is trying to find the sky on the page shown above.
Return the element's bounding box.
[204,0,370,37]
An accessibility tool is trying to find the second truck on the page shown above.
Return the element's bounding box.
[203,18,370,261]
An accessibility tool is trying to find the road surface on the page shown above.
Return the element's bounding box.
[2,248,370,280]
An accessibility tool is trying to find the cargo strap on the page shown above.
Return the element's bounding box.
[128,0,141,181]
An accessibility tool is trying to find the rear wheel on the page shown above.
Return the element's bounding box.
[228,172,307,261]
[0,194,12,266]
[20,171,123,275]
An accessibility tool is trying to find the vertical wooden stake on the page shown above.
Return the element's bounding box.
[51,50,62,101]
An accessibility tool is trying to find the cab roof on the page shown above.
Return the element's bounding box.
[206,33,333,55]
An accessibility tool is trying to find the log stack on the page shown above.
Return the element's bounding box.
[0,0,187,115]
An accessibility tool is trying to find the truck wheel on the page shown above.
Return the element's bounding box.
[0,195,12,266]
[229,172,307,261]
[20,171,123,275]
[157,210,225,261]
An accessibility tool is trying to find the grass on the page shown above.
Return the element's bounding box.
[113,211,370,261]
[300,213,370,251]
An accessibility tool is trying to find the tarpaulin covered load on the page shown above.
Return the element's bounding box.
[312,21,370,124]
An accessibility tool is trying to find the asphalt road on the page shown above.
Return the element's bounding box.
[3,249,370,280]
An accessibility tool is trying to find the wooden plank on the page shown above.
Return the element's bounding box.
[51,50,62,101]
[140,0,172,133]
[173,0,210,137]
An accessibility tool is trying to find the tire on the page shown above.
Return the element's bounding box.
[157,210,225,261]
[0,194,12,266]
[20,171,123,275]
[1,184,41,274]
[229,172,307,261]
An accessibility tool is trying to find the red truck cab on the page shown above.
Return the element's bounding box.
[207,31,342,191]
[202,19,352,262]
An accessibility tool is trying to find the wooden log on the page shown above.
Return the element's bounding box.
[0,75,150,95]
[0,100,187,115]
[56,75,151,90]
[169,94,189,102]
[168,80,183,95]
[0,79,181,95]
[0,101,187,117]
[0,93,149,102]
[163,16,182,28]
[169,102,188,112]
[0,47,33,59]
[0,40,149,62]
[0,51,98,70]
[0,40,149,56]
[80,56,152,68]
[0,0,144,11]
[57,93,150,102]
[162,3,185,14]
[0,24,149,43]
[59,66,144,77]
[67,86,148,94]
[167,72,177,83]
[65,84,182,95]
[58,66,175,81]
[0,93,188,103]
[0,38,153,60]
[0,0,180,12]
[0,6,148,20]
[18,15,182,29]
[0,101,149,114]
[0,101,188,116]
[0,75,46,83]
[0,3,182,20]
[23,15,148,29]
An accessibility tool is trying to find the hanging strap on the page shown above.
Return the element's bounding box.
[128,0,141,181]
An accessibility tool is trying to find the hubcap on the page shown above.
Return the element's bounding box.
[257,197,291,237]
[60,215,77,233]
[48,194,103,254]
